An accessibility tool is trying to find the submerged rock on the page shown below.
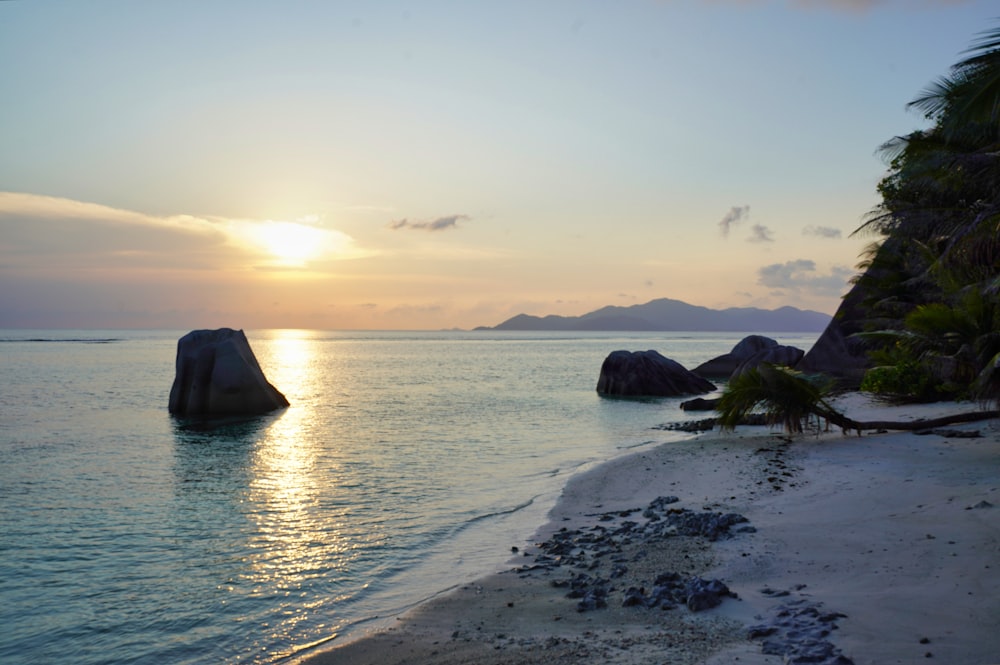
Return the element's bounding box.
[596,350,716,397]
[168,328,289,416]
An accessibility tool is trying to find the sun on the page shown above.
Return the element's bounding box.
[254,221,326,267]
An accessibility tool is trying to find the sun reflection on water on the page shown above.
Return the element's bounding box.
[241,330,360,658]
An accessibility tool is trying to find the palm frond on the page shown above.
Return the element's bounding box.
[716,364,839,434]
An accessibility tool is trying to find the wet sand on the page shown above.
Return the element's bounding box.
[297,395,1000,665]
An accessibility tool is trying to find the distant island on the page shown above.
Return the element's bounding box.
[477,297,830,332]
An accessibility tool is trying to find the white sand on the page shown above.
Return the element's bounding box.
[297,395,1000,665]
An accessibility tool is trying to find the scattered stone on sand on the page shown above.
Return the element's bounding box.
[654,413,770,432]
[747,587,854,665]
[516,495,752,616]
[914,428,982,438]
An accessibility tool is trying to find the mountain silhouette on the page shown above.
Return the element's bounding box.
[480,298,829,332]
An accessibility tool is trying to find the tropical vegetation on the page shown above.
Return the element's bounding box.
[717,363,998,435]
[850,23,1000,405]
[716,23,1000,431]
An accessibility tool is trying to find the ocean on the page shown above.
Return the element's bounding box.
[0,329,817,664]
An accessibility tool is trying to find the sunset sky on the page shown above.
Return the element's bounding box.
[1,0,996,330]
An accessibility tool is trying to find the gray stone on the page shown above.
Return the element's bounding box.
[168,328,289,416]
[692,335,779,378]
[680,397,720,411]
[797,285,871,387]
[596,350,716,397]
[730,344,806,380]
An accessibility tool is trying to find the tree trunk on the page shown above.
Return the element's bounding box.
[823,408,1000,434]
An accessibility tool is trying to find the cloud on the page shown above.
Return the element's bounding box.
[803,225,842,239]
[748,224,775,243]
[389,214,469,231]
[718,205,750,237]
[0,192,231,271]
[803,0,970,11]
[0,192,367,276]
[757,259,854,296]
[761,0,969,11]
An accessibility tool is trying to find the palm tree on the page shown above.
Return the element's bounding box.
[716,364,999,435]
[840,23,1000,401]
[908,25,1000,144]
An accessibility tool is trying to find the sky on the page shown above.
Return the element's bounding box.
[1,0,997,330]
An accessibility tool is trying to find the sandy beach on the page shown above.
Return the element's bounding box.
[297,394,1000,665]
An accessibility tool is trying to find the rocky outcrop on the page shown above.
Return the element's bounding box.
[730,344,806,379]
[797,287,871,386]
[596,350,716,397]
[168,328,289,416]
[691,335,779,378]
[679,397,720,411]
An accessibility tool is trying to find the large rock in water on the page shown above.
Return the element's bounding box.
[691,335,780,379]
[729,344,806,380]
[596,350,716,397]
[168,328,289,416]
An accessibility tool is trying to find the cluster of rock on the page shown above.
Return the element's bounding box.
[596,334,807,399]
[516,495,753,614]
[691,334,804,381]
[747,587,854,665]
[559,570,737,613]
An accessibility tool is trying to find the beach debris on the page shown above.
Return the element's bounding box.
[168,328,289,416]
[596,349,716,397]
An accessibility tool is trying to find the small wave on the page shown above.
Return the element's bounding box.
[462,497,536,527]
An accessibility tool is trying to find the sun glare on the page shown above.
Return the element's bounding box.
[254,221,326,267]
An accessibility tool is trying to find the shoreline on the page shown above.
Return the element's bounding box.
[296,394,1000,665]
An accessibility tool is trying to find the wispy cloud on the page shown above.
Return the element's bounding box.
[803,225,842,239]
[0,192,367,274]
[757,259,853,295]
[718,205,750,237]
[389,214,469,231]
[0,192,230,271]
[791,0,970,11]
[748,224,775,243]
[717,0,971,12]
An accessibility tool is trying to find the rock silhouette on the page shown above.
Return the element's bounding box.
[596,350,715,397]
[168,328,289,416]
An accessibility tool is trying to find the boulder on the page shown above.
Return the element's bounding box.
[596,350,716,397]
[797,280,872,386]
[168,328,289,416]
[730,345,805,380]
[691,335,779,378]
[680,397,720,411]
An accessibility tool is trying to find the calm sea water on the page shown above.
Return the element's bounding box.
[0,329,816,664]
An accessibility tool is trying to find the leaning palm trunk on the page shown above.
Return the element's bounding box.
[716,364,999,435]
